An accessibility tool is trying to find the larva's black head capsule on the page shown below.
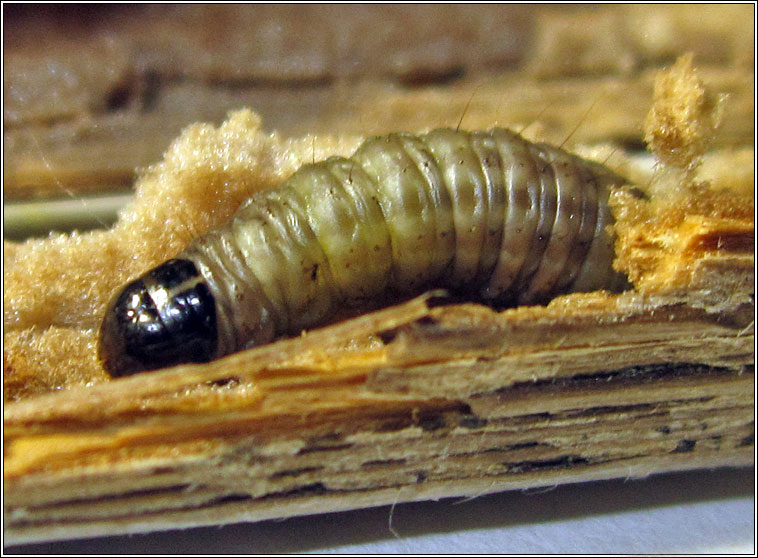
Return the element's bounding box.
[99,259,218,377]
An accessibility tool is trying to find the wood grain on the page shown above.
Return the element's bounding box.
[4,227,753,542]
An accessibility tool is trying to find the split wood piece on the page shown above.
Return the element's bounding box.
[3,361,753,544]
[4,274,754,543]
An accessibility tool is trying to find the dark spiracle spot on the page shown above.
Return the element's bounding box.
[672,439,696,453]
[105,82,134,112]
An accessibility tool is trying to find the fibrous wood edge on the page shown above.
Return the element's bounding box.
[4,261,754,543]
[3,361,754,544]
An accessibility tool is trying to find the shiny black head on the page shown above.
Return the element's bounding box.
[99,259,218,377]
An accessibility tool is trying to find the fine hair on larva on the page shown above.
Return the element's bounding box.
[99,127,631,377]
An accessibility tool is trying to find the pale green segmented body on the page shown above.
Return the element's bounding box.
[183,128,628,359]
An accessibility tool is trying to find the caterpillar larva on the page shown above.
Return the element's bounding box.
[100,128,631,377]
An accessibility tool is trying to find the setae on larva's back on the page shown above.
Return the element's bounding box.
[100,128,630,377]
